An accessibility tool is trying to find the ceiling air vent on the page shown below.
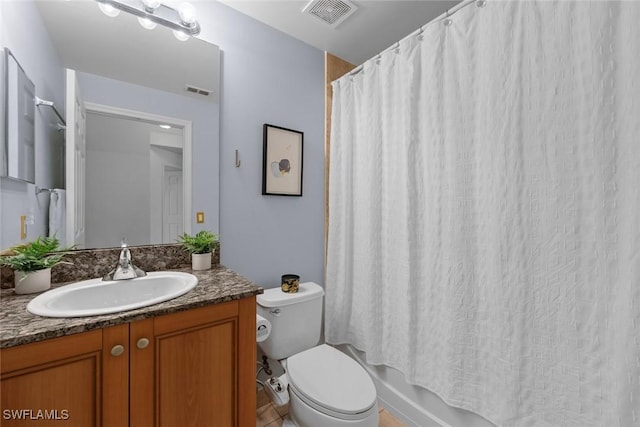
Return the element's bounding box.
[303,0,358,28]
[185,85,212,97]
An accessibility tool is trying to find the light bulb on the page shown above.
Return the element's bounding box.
[178,2,197,26]
[98,2,120,18]
[173,30,190,41]
[141,0,161,11]
[138,17,157,30]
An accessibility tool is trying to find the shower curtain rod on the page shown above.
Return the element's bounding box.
[347,0,477,77]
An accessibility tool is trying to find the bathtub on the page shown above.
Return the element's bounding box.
[336,344,497,427]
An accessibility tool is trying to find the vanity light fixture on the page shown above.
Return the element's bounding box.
[95,0,201,39]
[141,0,161,11]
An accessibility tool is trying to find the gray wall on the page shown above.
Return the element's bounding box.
[0,0,65,248]
[198,3,326,288]
[75,5,326,287]
[84,114,154,248]
[1,1,325,290]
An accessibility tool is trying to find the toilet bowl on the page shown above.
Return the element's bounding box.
[257,282,379,427]
[286,344,378,427]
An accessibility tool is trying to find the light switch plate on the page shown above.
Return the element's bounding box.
[196,212,205,224]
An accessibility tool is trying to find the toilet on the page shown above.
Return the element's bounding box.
[257,282,379,427]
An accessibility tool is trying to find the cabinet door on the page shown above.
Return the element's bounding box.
[151,302,239,427]
[129,318,154,427]
[131,298,256,427]
[0,325,128,427]
[102,324,130,427]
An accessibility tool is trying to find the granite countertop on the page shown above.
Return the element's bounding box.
[0,266,263,349]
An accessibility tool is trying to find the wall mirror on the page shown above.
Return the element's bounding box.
[2,48,36,184]
[29,0,220,249]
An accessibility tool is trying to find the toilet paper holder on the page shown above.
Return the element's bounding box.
[256,314,272,343]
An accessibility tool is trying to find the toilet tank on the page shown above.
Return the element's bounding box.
[257,282,325,360]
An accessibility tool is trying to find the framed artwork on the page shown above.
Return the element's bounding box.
[262,124,304,196]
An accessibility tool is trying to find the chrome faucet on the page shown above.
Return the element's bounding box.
[102,241,147,281]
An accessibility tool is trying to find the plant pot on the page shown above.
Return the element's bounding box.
[191,252,212,271]
[14,268,52,295]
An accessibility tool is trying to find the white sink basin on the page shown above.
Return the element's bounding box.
[27,271,198,318]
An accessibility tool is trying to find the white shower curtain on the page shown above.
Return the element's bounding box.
[326,1,640,426]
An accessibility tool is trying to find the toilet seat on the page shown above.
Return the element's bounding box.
[286,344,377,420]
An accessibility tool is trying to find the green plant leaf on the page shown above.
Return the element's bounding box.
[0,236,73,273]
[177,230,218,254]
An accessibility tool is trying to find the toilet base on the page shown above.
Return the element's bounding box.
[264,374,289,407]
[288,383,379,427]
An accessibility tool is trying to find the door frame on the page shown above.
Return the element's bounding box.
[161,167,183,243]
[65,69,86,248]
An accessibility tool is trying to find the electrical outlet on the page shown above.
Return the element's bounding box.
[196,211,205,224]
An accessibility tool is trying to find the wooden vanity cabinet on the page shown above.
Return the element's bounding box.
[1,297,257,427]
[0,327,126,427]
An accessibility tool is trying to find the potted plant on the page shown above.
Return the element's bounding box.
[177,230,218,271]
[0,236,72,294]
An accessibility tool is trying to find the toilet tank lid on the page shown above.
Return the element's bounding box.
[257,282,324,307]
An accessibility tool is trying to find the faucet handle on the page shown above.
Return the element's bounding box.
[119,247,131,266]
[102,238,146,281]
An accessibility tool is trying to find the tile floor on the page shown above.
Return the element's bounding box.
[256,389,406,427]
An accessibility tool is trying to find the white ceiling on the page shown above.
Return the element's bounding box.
[218,0,462,65]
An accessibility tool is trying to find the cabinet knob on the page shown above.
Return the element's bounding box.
[136,338,150,349]
[110,344,125,357]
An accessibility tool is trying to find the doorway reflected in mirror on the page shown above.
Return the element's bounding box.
[82,105,190,249]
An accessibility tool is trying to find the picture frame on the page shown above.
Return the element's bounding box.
[262,124,304,196]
